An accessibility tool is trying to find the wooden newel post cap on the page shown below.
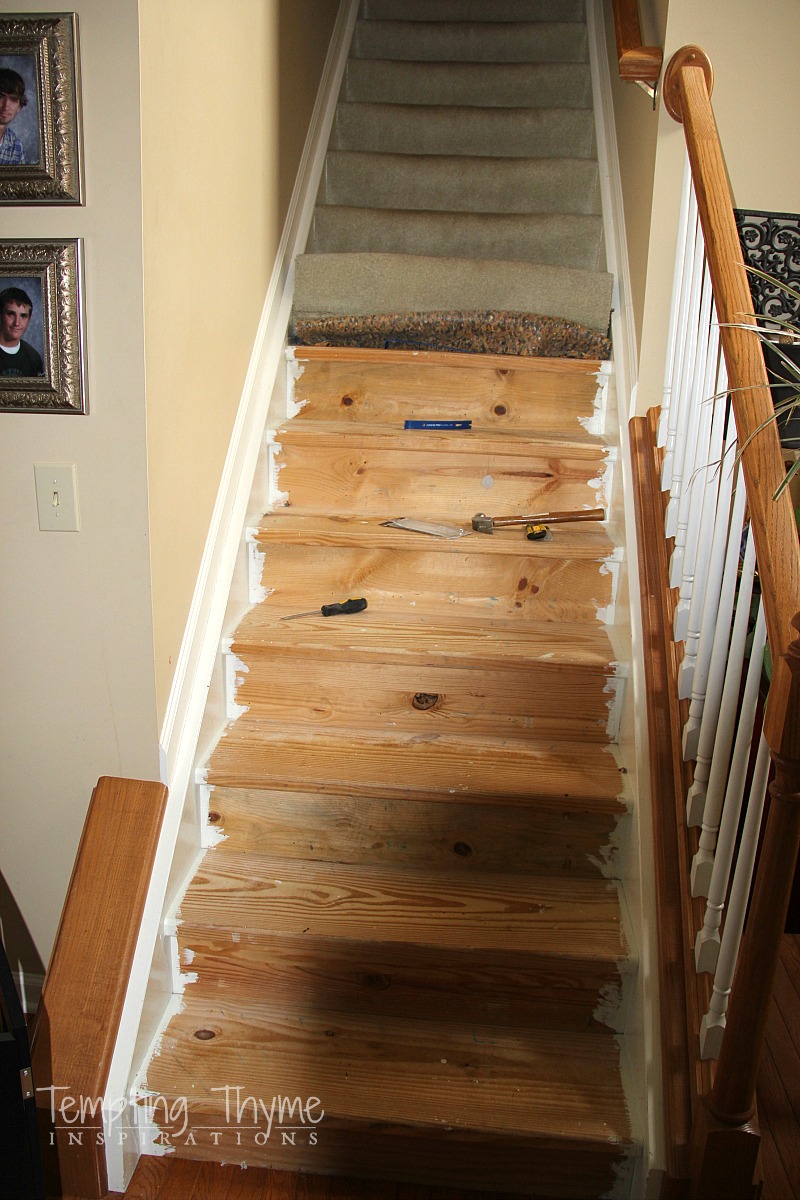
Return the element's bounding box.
[663,45,714,121]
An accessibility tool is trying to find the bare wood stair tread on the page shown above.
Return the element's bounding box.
[178,848,629,964]
[204,785,624,877]
[253,511,620,558]
[231,606,622,674]
[145,996,633,1147]
[208,724,628,805]
[275,418,613,454]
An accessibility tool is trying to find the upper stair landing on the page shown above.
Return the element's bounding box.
[293,0,613,354]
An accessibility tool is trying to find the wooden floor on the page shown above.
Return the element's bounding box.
[96,935,799,1200]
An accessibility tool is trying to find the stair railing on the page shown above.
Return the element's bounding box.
[640,44,800,1199]
[611,0,663,100]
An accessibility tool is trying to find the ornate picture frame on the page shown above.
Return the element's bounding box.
[0,239,86,413]
[0,13,82,204]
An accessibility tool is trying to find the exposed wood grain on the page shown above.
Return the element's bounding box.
[145,998,632,1144]
[232,653,617,743]
[254,512,618,559]
[275,425,610,519]
[232,607,618,673]
[209,724,627,804]
[612,0,662,83]
[31,777,168,1200]
[207,786,622,875]
[290,349,606,434]
[178,850,627,962]
[255,542,613,625]
[175,925,622,1033]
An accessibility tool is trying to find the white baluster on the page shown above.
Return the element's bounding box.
[686,523,756,826]
[664,232,706,537]
[699,731,771,1059]
[682,458,747,766]
[671,298,719,631]
[659,160,696,449]
[678,362,730,696]
[691,601,767,897]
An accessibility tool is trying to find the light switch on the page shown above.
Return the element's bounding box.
[34,463,80,531]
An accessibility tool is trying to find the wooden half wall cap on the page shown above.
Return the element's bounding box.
[663,45,714,121]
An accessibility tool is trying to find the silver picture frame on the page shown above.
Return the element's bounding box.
[0,238,86,413]
[0,13,82,204]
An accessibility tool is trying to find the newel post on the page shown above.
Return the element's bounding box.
[689,615,800,1199]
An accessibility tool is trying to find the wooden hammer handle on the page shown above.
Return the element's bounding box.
[491,508,605,528]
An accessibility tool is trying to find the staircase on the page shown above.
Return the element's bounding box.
[139,345,641,1197]
[292,0,613,355]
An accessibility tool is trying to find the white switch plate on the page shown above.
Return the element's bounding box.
[34,462,80,531]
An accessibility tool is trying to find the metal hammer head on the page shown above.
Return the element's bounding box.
[472,513,494,533]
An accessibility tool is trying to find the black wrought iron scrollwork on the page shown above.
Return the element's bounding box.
[734,208,800,322]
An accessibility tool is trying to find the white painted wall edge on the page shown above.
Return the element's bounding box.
[101,3,360,1190]
[587,0,665,1188]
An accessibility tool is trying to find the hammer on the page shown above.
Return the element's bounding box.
[472,507,606,534]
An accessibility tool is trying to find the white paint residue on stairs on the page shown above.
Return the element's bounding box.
[245,532,270,605]
[580,359,612,437]
[266,433,287,507]
[223,642,250,722]
[285,347,309,418]
[196,774,227,848]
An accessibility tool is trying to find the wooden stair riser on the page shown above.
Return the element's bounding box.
[275,435,612,517]
[289,351,607,435]
[175,928,624,1032]
[229,654,621,743]
[255,543,615,624]
[206,787,624,877]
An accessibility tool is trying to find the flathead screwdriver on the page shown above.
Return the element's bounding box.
[281,597,368,621]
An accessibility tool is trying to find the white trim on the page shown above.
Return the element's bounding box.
[587,2,663,1192]
[101,3,360,1190]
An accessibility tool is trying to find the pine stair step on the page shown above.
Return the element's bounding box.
[330,102,597,160]
[230,605,621,671]
[142,998,636,1196]
[344,60,593,109]
[311,206,604,272]
[177,922,624,1032]
[229,648,622,742]
[253,512,618,558]
[320,153,600,217]
[293,253,611,338]
[250,541,616,626]
[361,0,586,22]
[351,20,588,64]
[208,724,628,805]
[274,423,612,516]
[179,850,628,962]
[288,345,609,434]
[205,786,625,876]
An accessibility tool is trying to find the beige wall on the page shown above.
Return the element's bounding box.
[0,0,160,968]
[627,0,800,412]
[603,0,669,353]
[139,0,339,726]
[0,0,340,973]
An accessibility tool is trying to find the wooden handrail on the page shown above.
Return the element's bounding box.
[663,46,800,1199]
[612,0,663,87]
[31,776,168,1199]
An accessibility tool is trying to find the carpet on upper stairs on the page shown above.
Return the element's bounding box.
[290,309,611,360]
